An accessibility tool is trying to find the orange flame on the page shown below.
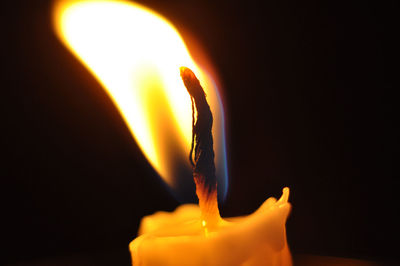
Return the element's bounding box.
[53,0,228,200]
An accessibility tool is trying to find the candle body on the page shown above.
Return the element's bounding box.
[130,188,292,266]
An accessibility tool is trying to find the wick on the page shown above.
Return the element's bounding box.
[180,66,221,232]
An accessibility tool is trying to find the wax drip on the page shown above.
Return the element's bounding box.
[180,67,221,231]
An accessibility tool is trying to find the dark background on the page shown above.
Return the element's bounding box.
[3,0,397,264]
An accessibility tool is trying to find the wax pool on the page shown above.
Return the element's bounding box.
[129,188,292,266]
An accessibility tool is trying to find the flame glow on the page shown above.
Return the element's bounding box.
[53,0,228,200]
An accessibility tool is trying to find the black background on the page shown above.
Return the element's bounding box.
[3,0,397,264]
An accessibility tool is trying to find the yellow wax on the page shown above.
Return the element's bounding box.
[130,188,292,266]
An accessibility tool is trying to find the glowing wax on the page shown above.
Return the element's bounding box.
[130,188,292,266]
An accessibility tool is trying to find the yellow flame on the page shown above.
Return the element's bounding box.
[53,0,226,194]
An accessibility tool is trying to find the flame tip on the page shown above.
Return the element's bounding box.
[53,0,228,200]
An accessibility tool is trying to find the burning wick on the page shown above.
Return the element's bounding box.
[128,69,292,266]
[180,66,220,232]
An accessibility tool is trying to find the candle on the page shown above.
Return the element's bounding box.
[53,1,292,265]
[131,188,291,266]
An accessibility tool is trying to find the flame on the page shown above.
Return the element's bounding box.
[53,0,228,200]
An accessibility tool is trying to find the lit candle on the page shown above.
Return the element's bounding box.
[53,1,292,265]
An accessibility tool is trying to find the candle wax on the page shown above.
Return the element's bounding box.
[130,188,292,266]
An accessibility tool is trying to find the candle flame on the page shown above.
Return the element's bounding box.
[52,0,228,201]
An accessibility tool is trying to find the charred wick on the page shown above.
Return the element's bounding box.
[180,66,217,197]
